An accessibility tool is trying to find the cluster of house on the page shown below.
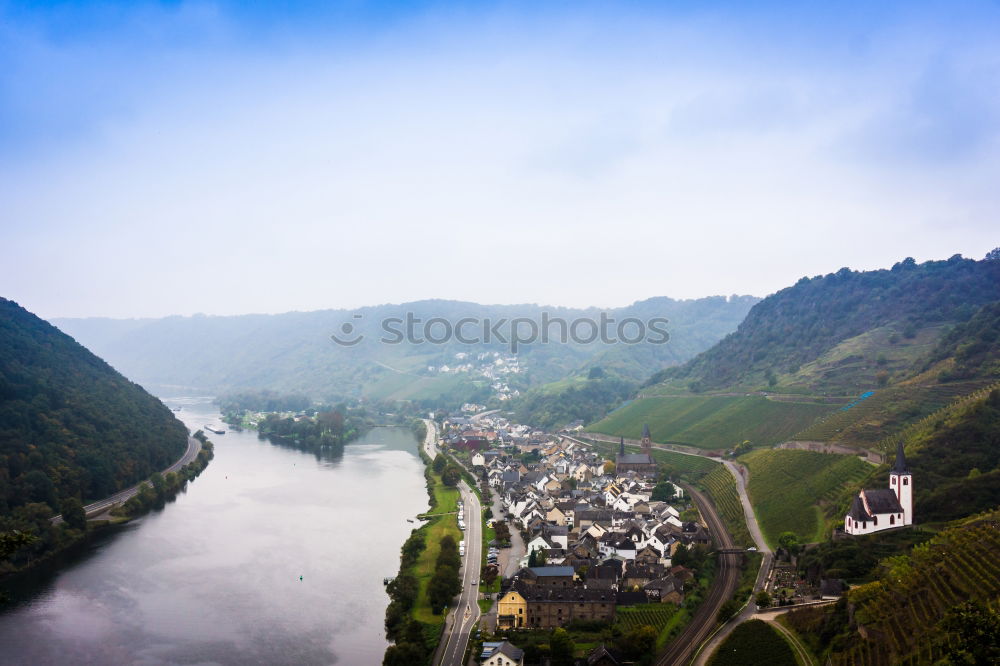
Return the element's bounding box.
[442,413,550,451]
[462,427,714,632]
[427,351,523,400]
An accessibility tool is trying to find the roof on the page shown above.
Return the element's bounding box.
[528,565,575,577]
[863,488,903,515]
[513,581,615,603]
[491,641,524,661]
[642,423,651,439]
[617,453,654,465]
[892,439,909,474]
[848,494,870,521]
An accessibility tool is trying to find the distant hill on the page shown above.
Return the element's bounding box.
[53,296,758,405]
[0,298,188,556]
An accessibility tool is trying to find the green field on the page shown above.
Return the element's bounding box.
[700,466,753,547]
[708,619,797,666]
[588,395,834,450]
[411,469,462,625]
[740,449,872,546]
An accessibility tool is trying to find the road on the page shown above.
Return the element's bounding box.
[437,479,483,666]
[421,418,485,666]
[656,483,743,666]
[51,435,202,525]
[690,462,774,666]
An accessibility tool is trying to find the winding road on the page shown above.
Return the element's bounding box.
[51,434,202,525]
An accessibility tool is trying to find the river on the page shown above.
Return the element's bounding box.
[0,396,428,665]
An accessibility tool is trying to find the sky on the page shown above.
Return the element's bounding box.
[1,1,999,319]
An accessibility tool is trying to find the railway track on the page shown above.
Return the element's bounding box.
[656,483,743,666]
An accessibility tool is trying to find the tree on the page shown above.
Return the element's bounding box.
[60,498,87,531]
[0,530,37,559]
[651,482,676,502]
[604,461,616,476]
[382,642,425,666]
[717,599,741,623]
[940,600,1000,665]
[733,440,753,457]
[618,624,657,658]
[672,542,689,567]
[549,627,575,666]
[442,466,462,487]
[755,590,772,608]
[778,531,800,555]
[432,454,447,473]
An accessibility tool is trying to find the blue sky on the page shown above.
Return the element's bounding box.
[2,1,999,318]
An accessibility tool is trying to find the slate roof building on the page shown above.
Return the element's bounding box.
[845,440,913,535]
[615,425,658,478]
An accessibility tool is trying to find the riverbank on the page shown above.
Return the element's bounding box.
[1,433,214,585]
[383,420,463,665]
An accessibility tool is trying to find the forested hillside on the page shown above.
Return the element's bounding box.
[648,254,1000,393]
[0,298,188,559]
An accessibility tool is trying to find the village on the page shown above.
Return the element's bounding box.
[439,410,719,665]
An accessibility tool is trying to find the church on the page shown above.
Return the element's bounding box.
[615,424,658,478]
[844,440,913,535]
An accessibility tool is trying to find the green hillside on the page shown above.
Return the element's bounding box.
[0,297,188,567]
[699,466,753,547]
[785,511,1000,666]
[820,386,1000,538]
[791,380,994,449]
[587,395,833,450]
[647,254,1000,393]
[740,449,872,546]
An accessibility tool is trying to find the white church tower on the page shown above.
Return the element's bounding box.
[888,439,913,526]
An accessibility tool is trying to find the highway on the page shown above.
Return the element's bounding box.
[51,435,202,525]
[438,479,483,666]
[422,418,485,666]
[656,483,743,666]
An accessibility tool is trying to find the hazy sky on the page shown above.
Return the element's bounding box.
[2,1,998,319]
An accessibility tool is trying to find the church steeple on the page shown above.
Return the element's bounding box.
[619,436,625,456]
[641,423,652,452]
[891,439,909,474]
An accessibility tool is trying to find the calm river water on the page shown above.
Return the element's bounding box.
[0,396,427,665]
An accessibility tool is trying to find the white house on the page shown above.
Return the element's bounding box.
[845,440,912,535]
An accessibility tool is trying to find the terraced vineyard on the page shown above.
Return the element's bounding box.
[616,603,678,633]
[699,466,753,547]
[740,449,872,545]
[876,379,1000,458]
[588,395,834,450]
[829,514,1000,666]
[791,380,994,449]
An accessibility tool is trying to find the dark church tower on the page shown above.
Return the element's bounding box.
[619,436,625,456]
[641,423,652,454]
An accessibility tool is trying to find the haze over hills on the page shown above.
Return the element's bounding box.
[53,296,759,405]
[0,297,188,566]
